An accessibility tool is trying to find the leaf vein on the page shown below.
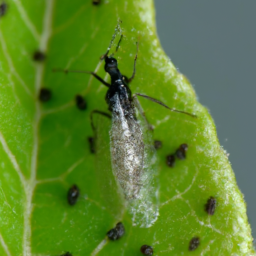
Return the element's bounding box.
[12,0,40,41]
[0,32,33,97]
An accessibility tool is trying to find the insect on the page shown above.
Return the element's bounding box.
[75,94,87,110]
[39,88,51,102]
[33,50,46,62]
[0,2,7,17]
[175,143,188,159]
[106,222,125,241]
[54,26,196,227]
[67,184,80,205]
[205,196,216,215]
[189,237,200,251]
[140,245,154,255]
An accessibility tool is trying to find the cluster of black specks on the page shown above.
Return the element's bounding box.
[92,0,100,5]
[166,143,189,167]
[39,88,51,102]
[0,2,7,17]
[107,222,125,241]
[176,143,188,159]
[67,185,80,205]
[205,196,216,215]
[189,237,200,251]
[88,137,95,154]
[33,50,46,62]
[166,154,175,167]
[75,95,87,110]
[154,140,162,150]
[140,245,153,255]
[60,252,72,256]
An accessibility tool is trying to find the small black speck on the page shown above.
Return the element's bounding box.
[0,2,7,17]
[92,0,100,5]
[189,237,200,251]
[60,252,72,256]
[166,154,175,167]
[176,143,188,160]
[205,196,216,215]
[140,245,153,255]
[107,222,125,241]
[33,50,46,61]
[154,140,162,150]
[39,88,51,102]
[75,95,87,110]
[67,185,79,206]
[88,137,95,154]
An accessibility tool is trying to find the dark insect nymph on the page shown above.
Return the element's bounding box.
[54,28,196,227]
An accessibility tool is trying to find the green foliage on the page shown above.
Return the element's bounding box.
[0,0,254,255]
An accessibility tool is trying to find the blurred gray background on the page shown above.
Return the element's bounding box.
[155,1,256,240]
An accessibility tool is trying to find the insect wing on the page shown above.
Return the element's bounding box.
[110,94,159,227]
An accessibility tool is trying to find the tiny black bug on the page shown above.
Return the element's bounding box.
[33,50,46,62]
[75,95,87,110]
[92,0,100,5]
[0,2,7,17]
[39,88,51,102]
[166,154,175,167]
[67,185,79,206]
[88,136,95,154]
[154,140,162,150]
[189,237,200,251]
[106,222,125,241]
[140,245,153,255]
[205,196,216,215]
[60,252,72,256]
[175,143,188,160]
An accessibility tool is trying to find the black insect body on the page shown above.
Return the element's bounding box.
[140,245,154,255]
[67,185,80,205]
[0,2,7,17]
[189,237,200,251]
[106,222,125,241]
[39,88,51,102]
[75,94,87,110]
[205,196,216,215]
[33,50,46,61]
[60,252,72,256]
[92,0,100,5]
[176,143,188,159]
[154,140,162,150]
[88,136,95,154]
[166,154,176,167]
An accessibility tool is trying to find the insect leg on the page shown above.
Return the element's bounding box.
[132,94,154,131]
[127,42,139,83]
[52,69,111,87]
[90,110,111,133]
[134,93,197,118]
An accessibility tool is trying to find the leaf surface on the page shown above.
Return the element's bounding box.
[0,0,254,255]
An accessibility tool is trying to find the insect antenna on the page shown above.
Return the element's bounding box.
[101,20,122,60]
[134,93,197,118]
[52,68,110,87]
[115,34,123,52]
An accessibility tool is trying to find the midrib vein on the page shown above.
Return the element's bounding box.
[23,1,54,255]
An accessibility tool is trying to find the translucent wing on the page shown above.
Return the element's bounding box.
[110,94,159,227]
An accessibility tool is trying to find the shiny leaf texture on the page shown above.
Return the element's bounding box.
[0,0,254,255]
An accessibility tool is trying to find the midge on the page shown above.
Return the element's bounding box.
[54,31,196,227]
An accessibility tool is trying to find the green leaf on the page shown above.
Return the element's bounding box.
[0,0,254,255]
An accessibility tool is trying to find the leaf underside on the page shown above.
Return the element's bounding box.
[0,0,254,255]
